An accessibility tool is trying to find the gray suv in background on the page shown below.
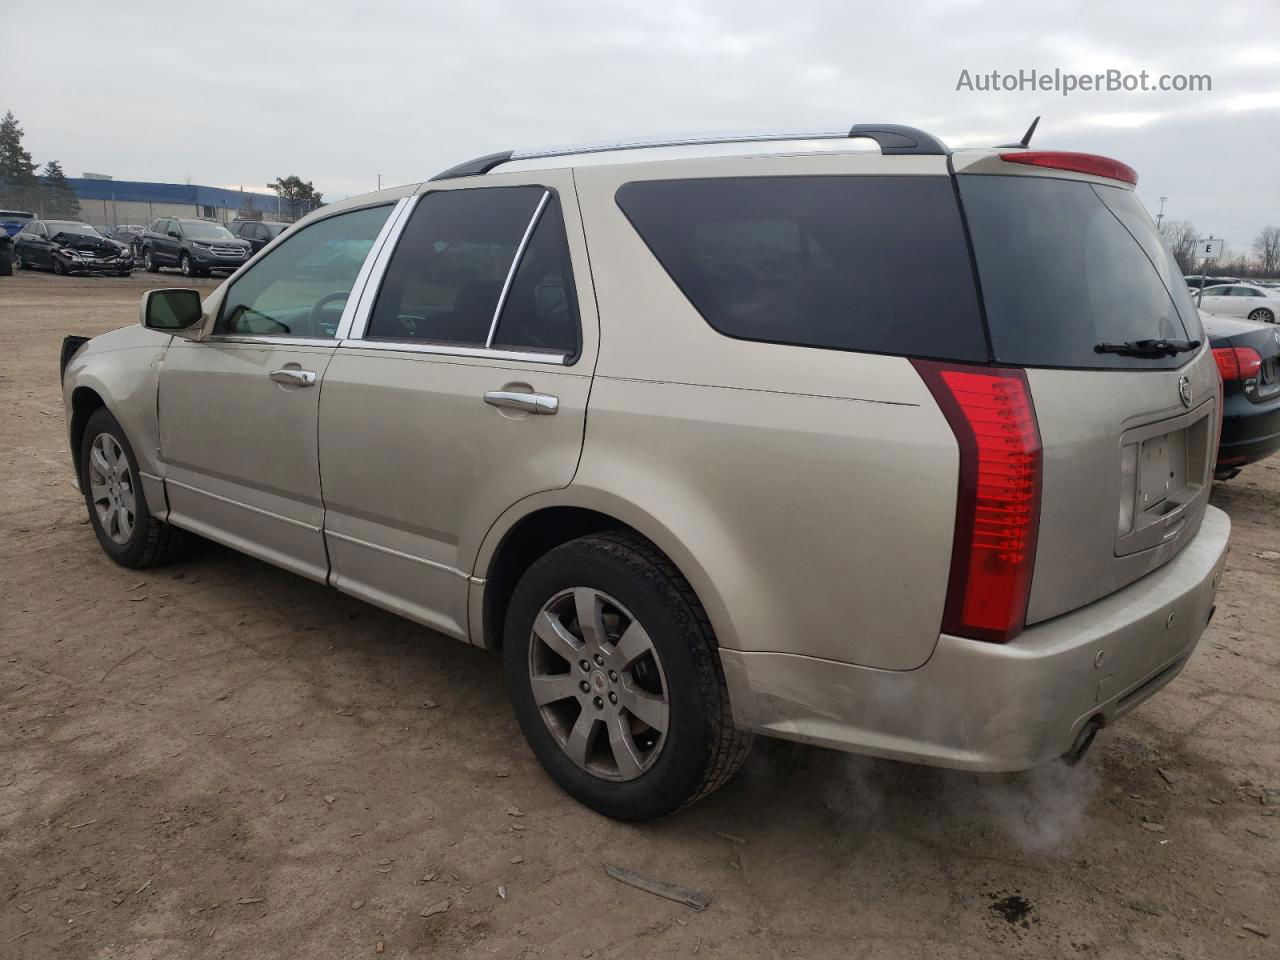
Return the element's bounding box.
[228,218,289,254]
[140,217,250,277]
[61,125,1230,820]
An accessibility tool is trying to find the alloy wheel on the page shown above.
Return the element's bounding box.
[181,254,192,277]
[528,587,670,781]
[87,433,136,545]
[1248,308,1275,324]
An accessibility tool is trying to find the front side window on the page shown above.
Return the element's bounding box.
[216,204,392,339]
[1200,285,1228,297]
[366,186,579,355]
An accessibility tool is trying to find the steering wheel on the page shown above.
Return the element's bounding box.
[309,292,350,336]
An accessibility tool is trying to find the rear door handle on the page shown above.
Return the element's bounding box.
[269,368,316,387]
[483,390,558,415]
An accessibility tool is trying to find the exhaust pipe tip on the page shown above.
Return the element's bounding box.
[1061,717,1103,767]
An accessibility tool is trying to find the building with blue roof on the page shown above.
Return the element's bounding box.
[67,178,290,227]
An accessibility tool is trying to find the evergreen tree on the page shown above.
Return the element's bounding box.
[0,111,39,210]
[41,160,80,218]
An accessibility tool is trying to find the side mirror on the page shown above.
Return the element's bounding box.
[141,288,204,337]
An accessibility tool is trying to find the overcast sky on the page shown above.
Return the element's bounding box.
[7,0,1278,255]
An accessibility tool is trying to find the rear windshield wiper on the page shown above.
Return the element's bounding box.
[1094,338,1201,358]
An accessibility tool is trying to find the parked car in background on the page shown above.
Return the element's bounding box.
[1,210,34,237]
[140,218,250,277]
[1185,275,1239,291]
[13,219,133,275]
[107,224,146,253]
[60,127,1229,820]
[228,219,289,254]
[1202,311,1280,479]
[1196,283,1280,323]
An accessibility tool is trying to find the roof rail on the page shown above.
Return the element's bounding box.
[430,124,949,180]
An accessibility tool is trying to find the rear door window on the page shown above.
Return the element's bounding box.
[957,175,1201,369]
[367,186,579,355]
[614,176,987,362]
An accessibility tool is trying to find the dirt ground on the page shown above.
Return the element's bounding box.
[1,269,1277,960]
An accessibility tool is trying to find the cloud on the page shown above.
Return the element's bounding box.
[4,0,1277,240]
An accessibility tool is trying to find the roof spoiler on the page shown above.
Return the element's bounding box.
[431,123,951,181]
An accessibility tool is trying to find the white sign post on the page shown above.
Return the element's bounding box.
[1195,236,1224,307]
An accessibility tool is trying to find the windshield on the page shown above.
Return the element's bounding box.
[958,175,1201,369]
[182,221,235,241]
[47,222,103,238]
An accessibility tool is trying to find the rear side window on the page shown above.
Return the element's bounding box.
[958,176,1200,370]
[368,187,545,347]
[615,176,987,362]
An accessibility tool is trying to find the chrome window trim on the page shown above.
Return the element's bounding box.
[203,335,341,348]
[346,194,421,340]
[333,197,413,340]
[485,189,551,348]
[337,338,567,366]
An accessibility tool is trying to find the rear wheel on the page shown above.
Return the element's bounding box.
[1247,307,1275,324]
[504,531,751,820]
[80,408,185,568]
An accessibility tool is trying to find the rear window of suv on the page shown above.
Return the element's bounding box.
[957,175,1202,370]
[615,176,987,362]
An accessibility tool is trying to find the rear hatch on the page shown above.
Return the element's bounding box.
[953,154,1219,624]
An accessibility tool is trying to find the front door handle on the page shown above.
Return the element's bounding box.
[484,390,558,415]
[269,368,317,387]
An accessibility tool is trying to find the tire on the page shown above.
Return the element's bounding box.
[503,531,752,820]
[80,408,185,568]
[1247,308,1275,324]
[52,256,66,276]
[180,253,193,278]
[143,249,159,273]
[0,249,11,277]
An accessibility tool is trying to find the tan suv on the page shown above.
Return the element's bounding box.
[61,125,1231,820]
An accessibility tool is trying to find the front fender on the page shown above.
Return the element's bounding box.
[62,326,172,516]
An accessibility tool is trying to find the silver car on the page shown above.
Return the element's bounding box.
[61,125,1230,820]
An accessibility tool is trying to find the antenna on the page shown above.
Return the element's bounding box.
[997,116,1040,149]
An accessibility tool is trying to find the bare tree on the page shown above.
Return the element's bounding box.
[1159,219,1200,274]
[1253,226,1280,276]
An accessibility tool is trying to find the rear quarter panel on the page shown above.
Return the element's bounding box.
[569,153,960,670]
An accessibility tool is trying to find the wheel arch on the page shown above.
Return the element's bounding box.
[470,490,737,658]
[69,385,108,482]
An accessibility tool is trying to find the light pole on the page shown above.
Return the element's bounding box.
[1156,196,1167,228]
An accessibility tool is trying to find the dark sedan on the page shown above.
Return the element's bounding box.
[12,219,134,276]
[1203,312,1280,479]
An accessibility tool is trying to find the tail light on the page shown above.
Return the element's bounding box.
[1212,345,1263,381]
[912,361,1042,643]
[999,150,1138,185]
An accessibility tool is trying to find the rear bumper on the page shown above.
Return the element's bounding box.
[720,505,1230,771]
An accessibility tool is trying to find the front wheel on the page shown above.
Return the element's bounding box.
[503,531,751,820]
[180,253,195,278]
[52,256,66,276]
[143,249,159,273]
[1247,307,1275,324]
[80,408,186,568]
